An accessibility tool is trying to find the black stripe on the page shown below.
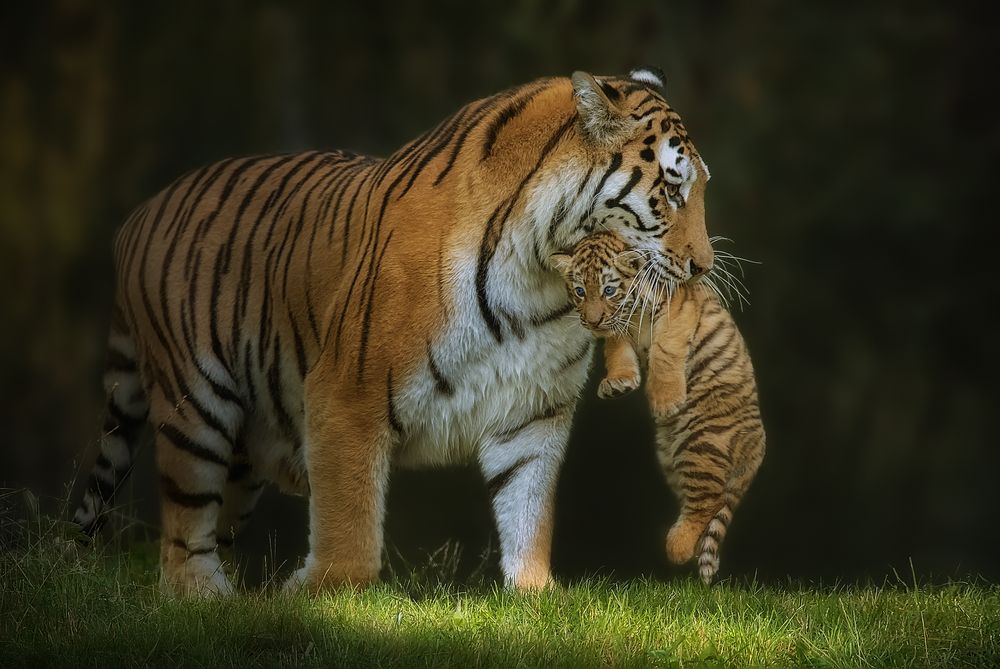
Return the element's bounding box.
[171,537,217,556]
[397,104,474,199]
[678,440,732,463]
[95,453,115,472]
[607,166,643,205]
[193,359,244,408]
[558,339,593,372]
[592,153,623,198]
[160,423,229,468]
[502,309,526,340]
[683,490,722,504]
[475,115,576,342]
[431,98,502,186]
[107,403,147,444]
[486,455,537,500]
[304,163,355,340]
[682,470,727,486]
[386,368,403,434]
[105,348,137,372]
[289,309,309,379]
[228,461,252,482]
[355,230,395,383]
[266,338,297,439]
[319,159,362,244]
[480,84,548,161]
[87,472,116,502]
[530,302,574,327]
[427,343,454,395]
[160,475,223,508]
[546,197,569,243]
[495,404,567,444]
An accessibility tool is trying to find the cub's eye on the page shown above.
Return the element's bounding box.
[574,286,586,298]
[603,285,617,296]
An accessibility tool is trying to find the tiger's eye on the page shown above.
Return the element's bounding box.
[574,286,585,298]
[603,285,616,296]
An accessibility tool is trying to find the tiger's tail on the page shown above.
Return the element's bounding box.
[72,304,149,537]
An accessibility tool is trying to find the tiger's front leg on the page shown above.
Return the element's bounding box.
[285,360,395,592]
[479,405,574,590]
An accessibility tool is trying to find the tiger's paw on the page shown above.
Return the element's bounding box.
[160,553,234,597]
[647,385,685,419]
[598,373,641,399]
[282,558,380,594]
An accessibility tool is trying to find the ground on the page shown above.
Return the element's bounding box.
[1,500,997,668]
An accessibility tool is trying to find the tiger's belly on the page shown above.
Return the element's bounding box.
[393,319,593,469]
[239,313,592,488]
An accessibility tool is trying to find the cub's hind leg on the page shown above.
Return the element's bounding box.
[656,422,727,569]
[150,380,244,596]
[695,428,765,584]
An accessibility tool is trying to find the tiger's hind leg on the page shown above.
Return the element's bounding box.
[150,377,245,596]
[215,454,265,551]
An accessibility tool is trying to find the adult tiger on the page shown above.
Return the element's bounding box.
[73,67,714,595]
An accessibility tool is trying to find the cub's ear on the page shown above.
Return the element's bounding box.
[613,254,643,278]
[549,253,573,277]
[571,71,634,147]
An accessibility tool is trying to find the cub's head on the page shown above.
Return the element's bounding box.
[550,232,642,334]
[571,67,713,284]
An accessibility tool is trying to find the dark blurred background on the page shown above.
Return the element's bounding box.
[2,0,997,584]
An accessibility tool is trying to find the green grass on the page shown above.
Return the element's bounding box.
[2,501,998,668]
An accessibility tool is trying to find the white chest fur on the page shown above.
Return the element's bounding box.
[394,245,592,468]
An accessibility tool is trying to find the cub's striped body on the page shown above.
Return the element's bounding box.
[73,68,715,595]
[553,232,765,584]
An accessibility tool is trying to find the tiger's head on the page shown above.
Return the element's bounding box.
[550,232,643,334]
[570,67,713,284]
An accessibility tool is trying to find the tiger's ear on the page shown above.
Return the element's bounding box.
[549,253,573,278]
[571,71,634,147]
[628,66,666,90]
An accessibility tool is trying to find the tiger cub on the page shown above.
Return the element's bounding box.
[551,232,765,584]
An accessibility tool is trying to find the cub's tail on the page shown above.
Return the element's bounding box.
[695,496,736,585]
[72,306,148,537]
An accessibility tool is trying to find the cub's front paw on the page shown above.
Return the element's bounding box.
[648,385,685,419]
[598,374,640,399]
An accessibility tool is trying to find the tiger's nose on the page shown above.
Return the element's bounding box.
[687,258,712,278]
